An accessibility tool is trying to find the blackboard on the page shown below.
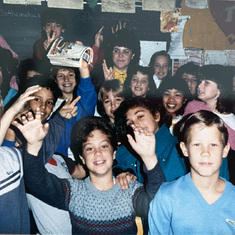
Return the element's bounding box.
[0,1,170,60]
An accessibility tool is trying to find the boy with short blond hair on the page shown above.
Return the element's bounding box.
[148,110,235,234]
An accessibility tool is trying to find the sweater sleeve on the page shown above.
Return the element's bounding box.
[24,147,67,210]
[133,163,166,218]
[42,112,68,164]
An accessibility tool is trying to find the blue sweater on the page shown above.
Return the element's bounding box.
[114,123,187,183]
[149,173,235,234]
[55,76,97,157]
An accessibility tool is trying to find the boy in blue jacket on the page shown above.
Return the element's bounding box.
[114,97,187,185]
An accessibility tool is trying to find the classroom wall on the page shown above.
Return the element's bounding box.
[181,0,235,50]
[0,1,170,60]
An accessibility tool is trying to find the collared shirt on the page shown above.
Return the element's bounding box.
[113,67,127,83]
[153,74,162,89]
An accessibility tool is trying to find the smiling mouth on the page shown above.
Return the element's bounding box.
[134,87,142,91]
[63,84,73,87]
[94,160,105,165]
[167,104,176,108]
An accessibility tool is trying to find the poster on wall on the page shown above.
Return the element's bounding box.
[168,15,190,59]
[205,50,235,66]
[142,0,175,12]
[160,11,180,33]
[3,0,41,4]
[179,48,204,66]
[47,0,83,10]
[101,0,135,13]
[139,41,166,66]
[185,0,209,9]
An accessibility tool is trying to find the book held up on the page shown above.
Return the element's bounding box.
[47,37,93,67]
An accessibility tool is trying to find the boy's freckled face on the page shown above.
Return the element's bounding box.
[29,87,54,123]
[131,71,149,97]
[154,56,171,80]
[81,130,114,177]
[126,107,160,134]
[56,68,76,95]
[180,124,230,178]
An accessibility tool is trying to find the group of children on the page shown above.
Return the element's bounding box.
[0,7,235,235]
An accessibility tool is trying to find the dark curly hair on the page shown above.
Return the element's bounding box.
[40,8,67,29]
[70,116,117,165]
[105,28,140,68]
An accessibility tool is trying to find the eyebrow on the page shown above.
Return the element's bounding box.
[83,139,110,147]
[126,109,145,122]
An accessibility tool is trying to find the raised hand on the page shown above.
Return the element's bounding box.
[10,85,41,116]
[13,107,49,155]
[111,21,126,34]
[59,96,80,119]
[43,30,56,51]
[102,59,114,80]
[127,125,158,170]
[0,86,41,144]
[94,26,104,48]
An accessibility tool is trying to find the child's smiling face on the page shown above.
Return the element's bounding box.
[154,55,171,80]
[28,87,54,123]
[162,89,184,119]
[81,130,115,178]
[130,71,149,97]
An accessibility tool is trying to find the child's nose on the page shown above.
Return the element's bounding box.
[64,75,69,81]
[201,146,210,157]
[94,149,102,156]
[51,23,56,31]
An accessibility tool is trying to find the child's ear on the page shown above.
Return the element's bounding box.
[180,142,189,157]
[154,111,161,123]
[222,143,230,158]
[113,150,116,160]
[79,155,85,165]
[131,54,135,60]
[62,29,65,33]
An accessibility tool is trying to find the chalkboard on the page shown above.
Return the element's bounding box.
[0,1,170,60]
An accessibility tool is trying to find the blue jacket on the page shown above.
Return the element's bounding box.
[114,123,187,183]
[55,76,97,157]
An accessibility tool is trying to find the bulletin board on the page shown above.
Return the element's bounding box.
[181,0,235,50]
